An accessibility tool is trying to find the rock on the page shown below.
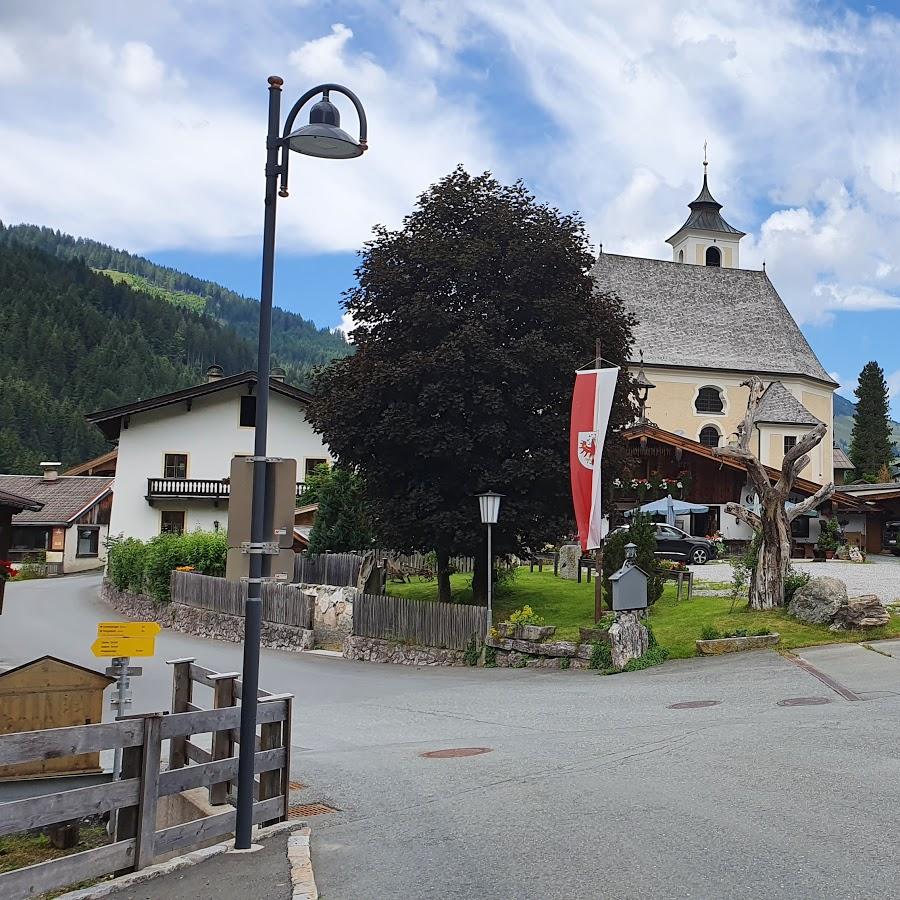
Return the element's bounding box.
[575,643,594,660]
[849,546,864,563]
[832,595,890,629]
[557,544,582,581]
[787,576,848,625]
[579,626,609,643]
[695,634,780,655]
[608,612,649,670]
[495,623,556,641]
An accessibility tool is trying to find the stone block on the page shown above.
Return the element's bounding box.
[557,544,581,581]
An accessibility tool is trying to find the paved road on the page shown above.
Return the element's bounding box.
[5,577,900,898]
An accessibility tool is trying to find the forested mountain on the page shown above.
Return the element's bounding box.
[0,223,351,382]
[833,391,900,454]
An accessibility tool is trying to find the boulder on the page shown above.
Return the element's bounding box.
[608,612,649,670]
[831,595,890,630]
[557,544,582,581]
[849,546,864,563]
[787,576,848,625]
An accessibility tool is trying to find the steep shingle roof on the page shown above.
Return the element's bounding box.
[667,173,745,241]
[592,253,836,385]
[755,381,822,426]
[0,476,113,526]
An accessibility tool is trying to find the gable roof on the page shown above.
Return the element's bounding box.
[0,655,114,685]
[0,487,44,513]
[592,253,836,386]
[833,446,853,470]
[63,448,118,477]
[755,382,822,426]
[0,475,113,526]
[86,372,314,441]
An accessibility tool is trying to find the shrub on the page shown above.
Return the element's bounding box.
[603,517,664,606]
[106,536,148,593]
[559,656,571,670]
[623,645,668,671]
[817,517,841,552]
[463,636,479,667]
[699,624,721,641]
[144,534,188,601]
[589,639,612,670]
[10,563,43,581]
[784,567,811,604]
[507,605,544,627]
[753,627,773,636]
[483,645,497,668]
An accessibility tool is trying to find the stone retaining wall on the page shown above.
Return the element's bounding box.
[102,580,314,652]
[343,634,468,666]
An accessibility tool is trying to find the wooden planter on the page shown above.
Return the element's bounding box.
[495,623,556,641]
[695,633,780,656]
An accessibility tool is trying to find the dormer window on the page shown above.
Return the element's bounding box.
[695,386,724,414]
[705,246,721,267]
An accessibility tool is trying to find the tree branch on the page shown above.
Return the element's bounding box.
[714,444,771,497]
[725,502,762,531]
[781,422,827,474]
[735,376,766,451]
[786,482,835,521]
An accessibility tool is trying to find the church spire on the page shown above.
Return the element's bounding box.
[666,152,745,268]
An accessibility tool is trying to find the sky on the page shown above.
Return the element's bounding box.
[3,1,900,414]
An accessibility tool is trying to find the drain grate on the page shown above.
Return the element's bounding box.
[287,802,339,819]
[667,700,722,709]
[420,747,492,759]
[777,696,831,707]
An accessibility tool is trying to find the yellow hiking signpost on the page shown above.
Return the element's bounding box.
[91,622,159,658]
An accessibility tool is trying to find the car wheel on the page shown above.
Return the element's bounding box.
[691,547,709,565]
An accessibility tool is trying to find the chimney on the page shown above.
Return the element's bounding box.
[206,364,224,383]
[40,461,61,482]
[271,367,286,383]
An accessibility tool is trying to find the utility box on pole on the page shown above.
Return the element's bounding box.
[225,455,296,582]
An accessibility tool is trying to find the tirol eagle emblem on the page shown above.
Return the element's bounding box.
[577,431,597,469]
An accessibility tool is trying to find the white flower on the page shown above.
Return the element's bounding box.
[676,481,683,489]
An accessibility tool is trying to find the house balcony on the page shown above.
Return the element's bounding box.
[146,478,313,506]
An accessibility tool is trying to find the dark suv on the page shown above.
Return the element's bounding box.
[614,523,716,565]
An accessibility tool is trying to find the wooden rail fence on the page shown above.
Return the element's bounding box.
[0,661,291,899]
[292,552,362,588]
[353,592,488,650]
[171,570,313,629]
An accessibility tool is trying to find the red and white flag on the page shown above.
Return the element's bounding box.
[570,367,619,551]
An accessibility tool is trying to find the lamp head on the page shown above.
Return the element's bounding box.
[476,491,504,525]
[286,94,366,159]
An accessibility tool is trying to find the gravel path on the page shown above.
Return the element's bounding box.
[692,554,900,603]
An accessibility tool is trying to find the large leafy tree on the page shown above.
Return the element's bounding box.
[850,361,894,479]
[308,167,636,602]
[305,465,375,554]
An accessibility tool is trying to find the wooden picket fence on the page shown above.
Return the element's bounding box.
[353,592,488,650]
[0,661,291,899]
[170,570,313,629]
[368,549,478,574]
[292,552,362,588]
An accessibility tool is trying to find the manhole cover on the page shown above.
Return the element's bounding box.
[777,697,831,707]
[287,802,339,819]
[667,700,722,709]
[420,747,493,759]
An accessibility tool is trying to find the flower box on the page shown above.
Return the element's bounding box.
[695,633,780,656]
[495,623,556,641]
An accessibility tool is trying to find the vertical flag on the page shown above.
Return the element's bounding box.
[570,367,619,551]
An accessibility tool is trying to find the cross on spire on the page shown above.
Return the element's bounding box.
[703,140,708,171]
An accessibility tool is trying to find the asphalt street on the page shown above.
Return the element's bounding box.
[3,575,900,899]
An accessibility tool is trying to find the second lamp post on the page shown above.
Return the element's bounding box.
[476,491,503,632]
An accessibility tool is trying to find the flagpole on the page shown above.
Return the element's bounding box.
[594,337,605,623]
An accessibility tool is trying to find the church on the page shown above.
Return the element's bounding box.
[593,165,870,549]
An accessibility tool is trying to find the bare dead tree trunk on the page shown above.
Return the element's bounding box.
[716,377,835,610]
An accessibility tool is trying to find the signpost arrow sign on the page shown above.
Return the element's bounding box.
[97,622,161,639]
[91,636,156,658]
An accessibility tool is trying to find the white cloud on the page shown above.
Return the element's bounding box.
[888,370,900,399]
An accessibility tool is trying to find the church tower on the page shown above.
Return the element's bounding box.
[666,156,745,268]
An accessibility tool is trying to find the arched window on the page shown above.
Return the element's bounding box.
[699,426,721,448]
[695,386,725,414]
[678,249,684,263]
[705,246,721,267]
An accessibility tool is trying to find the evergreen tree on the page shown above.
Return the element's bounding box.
[850,361,894,478]
[306,466,375,554]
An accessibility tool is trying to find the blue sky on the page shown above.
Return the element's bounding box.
[2,1,900,413]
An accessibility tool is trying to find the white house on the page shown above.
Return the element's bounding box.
[86,367,330,541]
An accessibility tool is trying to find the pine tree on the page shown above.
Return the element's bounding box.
[850,361,894,479]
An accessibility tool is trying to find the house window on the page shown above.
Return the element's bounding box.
[784,436,798,454]
[699,426,721,448]
[791,515,810,539]
[164,453,188,479]
[10,527,49,551]
[160,510,186,535]
[705,246,721,267]
[240,395,256,427]
[76,527,100,558]
[695,387,724,414]
[304,458,328,479]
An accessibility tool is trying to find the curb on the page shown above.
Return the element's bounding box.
[58,819,308,900]
[288,826,318,899]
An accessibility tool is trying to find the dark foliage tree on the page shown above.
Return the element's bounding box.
[305,465,375,554]
[850,361,894,479]
[308,167,636,602]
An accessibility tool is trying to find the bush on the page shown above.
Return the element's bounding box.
[784,567,811,604]
[507,605,544,627]
[623,644,668,671]
[106,536,148,593]
[589,639,612,670]
[603,518,664,606]
[463,636,479,667]
[699,624,721,641]
[817,517,841,552]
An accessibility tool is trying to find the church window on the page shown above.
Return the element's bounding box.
[699,426,721,448]
[695,386,724,414]
[705,246,721,266]
[678,249,684,263]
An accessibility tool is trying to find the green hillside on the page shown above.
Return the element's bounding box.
[833,391,900,453]
[0,223,352,384]
[0,241,259,473]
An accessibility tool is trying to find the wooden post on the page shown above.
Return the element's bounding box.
[258,694,291,826]
[116,713,162,873]
[594,336,605,623]
[209,672,238,805]
[166,658,195,771]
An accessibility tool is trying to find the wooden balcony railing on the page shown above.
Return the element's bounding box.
[146,478,313,504]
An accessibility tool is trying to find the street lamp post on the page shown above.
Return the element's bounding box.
[235,75,367,851]
[476,492,503,633]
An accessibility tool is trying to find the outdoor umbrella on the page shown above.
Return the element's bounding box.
[625,495,709,524]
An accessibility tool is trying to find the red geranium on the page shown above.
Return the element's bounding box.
[0,560,18,581]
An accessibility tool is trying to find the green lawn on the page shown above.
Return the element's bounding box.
[386,567,900,658]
